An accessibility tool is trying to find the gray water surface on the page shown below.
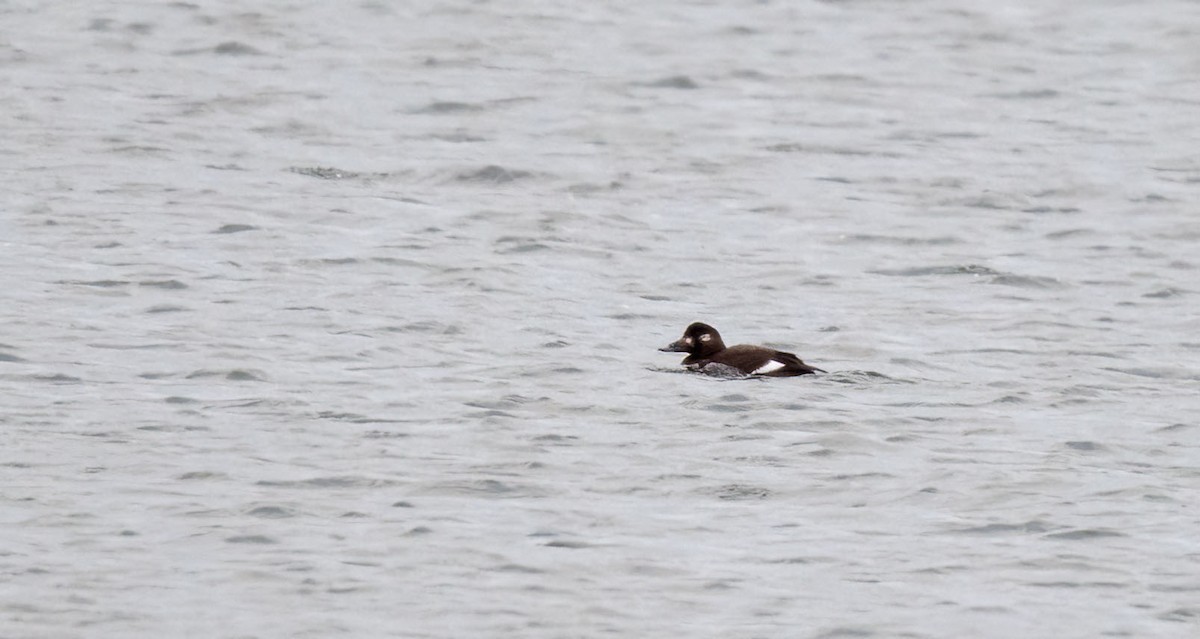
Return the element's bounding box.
[4,1,1199,637]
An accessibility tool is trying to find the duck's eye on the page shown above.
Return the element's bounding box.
[699,334,712,342]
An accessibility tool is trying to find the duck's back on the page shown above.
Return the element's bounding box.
[709,345,822,377]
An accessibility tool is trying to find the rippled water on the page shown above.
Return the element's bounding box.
[4,1,1199,637]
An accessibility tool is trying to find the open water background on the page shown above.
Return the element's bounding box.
[3,1,1199,637]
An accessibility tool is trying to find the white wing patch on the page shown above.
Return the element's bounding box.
[752,359,786,375]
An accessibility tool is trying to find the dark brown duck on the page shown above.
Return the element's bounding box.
[660,322,824,377]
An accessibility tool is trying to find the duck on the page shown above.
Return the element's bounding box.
[660,322,824,377]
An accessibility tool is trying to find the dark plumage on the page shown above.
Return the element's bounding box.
[659,322,824,377]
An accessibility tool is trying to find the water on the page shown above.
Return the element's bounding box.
[3,1,1199,637]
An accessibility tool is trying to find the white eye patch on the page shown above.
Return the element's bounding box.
[683,336,694,346]
[699,334,712,342]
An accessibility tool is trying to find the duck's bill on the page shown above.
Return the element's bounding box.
[659,340,689,352]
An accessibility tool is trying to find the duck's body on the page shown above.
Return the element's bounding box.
[660,322,823,377]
